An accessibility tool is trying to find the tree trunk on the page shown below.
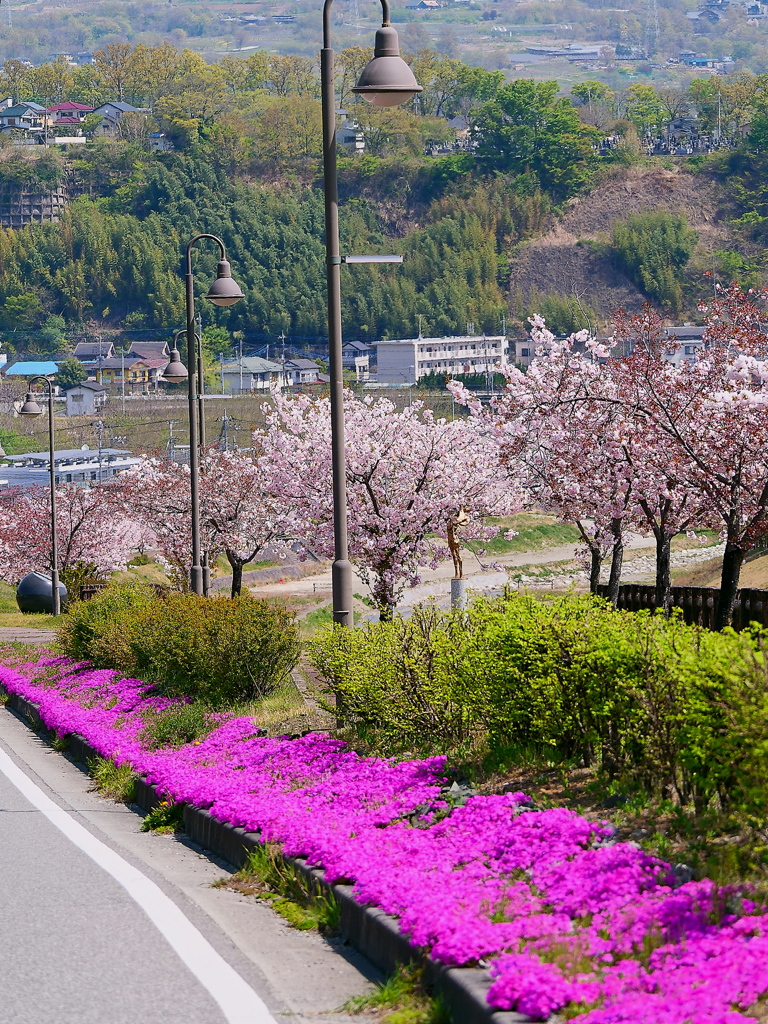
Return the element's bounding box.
[607,518,624,607]
[655,533,672,616]
[715,542,745,630]
[227,550,244,598]
[589,547,603,594]
[577,520,604,594]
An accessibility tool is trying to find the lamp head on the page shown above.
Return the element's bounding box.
[19,392,42,417]
[206,260,244,307]
[352,26,423,107]
[162,348,188,383]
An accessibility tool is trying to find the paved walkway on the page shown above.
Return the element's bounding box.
[0,628,57,645]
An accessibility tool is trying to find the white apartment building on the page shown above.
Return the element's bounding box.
[375,335,508,384]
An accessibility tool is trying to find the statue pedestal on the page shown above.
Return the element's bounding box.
[451,577,468,611]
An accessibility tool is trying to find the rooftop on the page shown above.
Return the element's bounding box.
[222,356,285,373]
[5,447,131,465]
[4,360,59,376]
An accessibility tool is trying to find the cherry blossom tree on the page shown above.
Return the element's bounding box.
[258,391,520,619]
[0,483,142,589]
[118,448,297,597]
[613,289,768,627]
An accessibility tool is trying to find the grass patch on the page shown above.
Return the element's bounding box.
[237,677,307,732]
[213,553,277,576]
[0,582,58,628]
[140,702,220,750]
[87,756,137,803]
[301,603,334,636]
[216,843,340,934]
[141,800,185,834]
[343,965,449,1024]
[469,513,581,556]
[0,612,60,629]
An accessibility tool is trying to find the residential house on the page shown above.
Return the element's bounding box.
[221,356,286,393]
[47,101,93,124]
[664,325,706,366]
[65,381,107,417]
[73,341,116,365]
[512,338,534,368]
[284,358,322,386]
[406,1,443,9]
[92,101,151,135]
[336,120,365,152]
[126,341,169,361]
[0,103,46,133]
[342,340,372,380]
[96,355,166,393]
[375,335,507,383]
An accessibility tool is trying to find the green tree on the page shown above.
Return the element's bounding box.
[624,83,665,136]
[571,80,614,109]
[612,211,698,311]
[56,357,88,390]
[474,80,598,202]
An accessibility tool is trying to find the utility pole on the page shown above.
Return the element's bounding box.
[168,420,176,462]
[239,334,243,394]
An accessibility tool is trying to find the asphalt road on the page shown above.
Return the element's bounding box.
[0,709,378,1024]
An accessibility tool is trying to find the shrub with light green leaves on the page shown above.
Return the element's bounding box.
[311,593,768,815]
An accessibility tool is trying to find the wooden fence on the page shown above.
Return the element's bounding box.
[594,584,768,631]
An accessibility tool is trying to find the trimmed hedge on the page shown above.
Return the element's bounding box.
[57,582,301,706]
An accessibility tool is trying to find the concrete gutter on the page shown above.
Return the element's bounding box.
[0,685,534,1024]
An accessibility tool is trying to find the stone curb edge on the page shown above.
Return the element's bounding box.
[0,685,535,1024]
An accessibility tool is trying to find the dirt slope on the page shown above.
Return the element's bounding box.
[508,166,733,318]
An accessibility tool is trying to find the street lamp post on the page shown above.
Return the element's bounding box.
[322,0,421,626]
[162,236,243,596]
[18,377,61,615]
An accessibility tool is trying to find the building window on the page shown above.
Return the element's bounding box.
[684,345,697,355]
[521,348,530,357]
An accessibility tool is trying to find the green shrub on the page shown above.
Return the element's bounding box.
[57,582,301,707]
[310,593,767,816]
[130,593,300,705]
[56,580,156,667]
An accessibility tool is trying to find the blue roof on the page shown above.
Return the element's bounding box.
[4,361,59,376]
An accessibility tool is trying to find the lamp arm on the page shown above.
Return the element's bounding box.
[323,0,389,48]
[185,233,227,276]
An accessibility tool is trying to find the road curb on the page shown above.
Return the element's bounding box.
[0,685,533,1024]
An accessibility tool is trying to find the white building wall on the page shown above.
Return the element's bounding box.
[375,336,507,384]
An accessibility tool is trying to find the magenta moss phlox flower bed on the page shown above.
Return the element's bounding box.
[2,656,768,1024]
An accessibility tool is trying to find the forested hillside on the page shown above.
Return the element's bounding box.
[0,42,766,354]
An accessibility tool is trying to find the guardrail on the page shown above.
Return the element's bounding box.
[595,584,768,630]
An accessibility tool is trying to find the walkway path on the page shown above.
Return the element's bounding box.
[0,627,57,645]
[0,706,377,1024]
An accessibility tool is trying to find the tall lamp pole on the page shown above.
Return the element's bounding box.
[19,377,61,615]
[322,0,421,625]
[162,236,243,596]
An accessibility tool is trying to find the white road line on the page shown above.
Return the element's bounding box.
[0,742,278,1024]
